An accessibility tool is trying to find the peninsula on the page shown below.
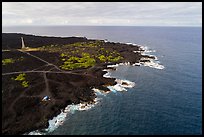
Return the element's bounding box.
[2,33,154,135]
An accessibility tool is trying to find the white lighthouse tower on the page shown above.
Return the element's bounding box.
[21,37,25,49]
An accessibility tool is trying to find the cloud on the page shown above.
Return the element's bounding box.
[2,2,202,26]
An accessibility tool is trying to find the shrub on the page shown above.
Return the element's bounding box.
[2,58,15,65]
[12,73,29,88]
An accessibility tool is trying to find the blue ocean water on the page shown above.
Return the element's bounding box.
[3,26,202,135]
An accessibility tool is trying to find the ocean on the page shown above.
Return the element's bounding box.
[2,26,202,135]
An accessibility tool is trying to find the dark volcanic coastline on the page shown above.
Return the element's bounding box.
[2,33,155,135]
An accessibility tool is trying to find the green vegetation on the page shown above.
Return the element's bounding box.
[109,56,123,62]
[60,49,123,70]
[22,81,29,88]
[38,40,124,71]
[97,54,123,62]
[98,55,106,62]
[60,53,68,57]
[12,73,29,88]
[2,57,24,65]
[60,52,96,70]
[40,41,102,52]
[97,49,123,62]
[14,73,26,81]
[2,58,15,65]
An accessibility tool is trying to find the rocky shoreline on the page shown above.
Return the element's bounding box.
[2,33,157,135]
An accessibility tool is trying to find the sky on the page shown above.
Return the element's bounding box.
[2,2,202,27]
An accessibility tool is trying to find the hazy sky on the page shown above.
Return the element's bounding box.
[2,2,202,26]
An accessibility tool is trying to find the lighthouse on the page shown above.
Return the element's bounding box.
[21,37,25,49]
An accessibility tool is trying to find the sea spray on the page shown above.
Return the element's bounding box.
[138,45,165,69]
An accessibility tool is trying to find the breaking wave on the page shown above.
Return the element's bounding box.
[26,97,101,135]
[102,69,136,93]
[138,45,164,69]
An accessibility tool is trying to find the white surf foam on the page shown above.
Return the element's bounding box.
[106,62,130,69]
[103,67,136,93]
[107,79,135,92]
[103,68,136,93]
[133,50,142,53]
[140,58,164,69]
[92,88,109,96]
[104,39,109,43]
[107,84,127,92]
[107,64,119,68]
[107,79,136,93]
[134,45,165,70]
[27,131,43,135]
[102,69,113,72]
[140,60,164,70]
[132,63,141,66]
[125,42,142,47]
[139,45,156,53]
[103,71,112,78]
[107,45,164,70]
[115,79,135,88]
[27,96,100,135]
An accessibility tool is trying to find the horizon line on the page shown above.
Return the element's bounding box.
[2,25,202,28]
